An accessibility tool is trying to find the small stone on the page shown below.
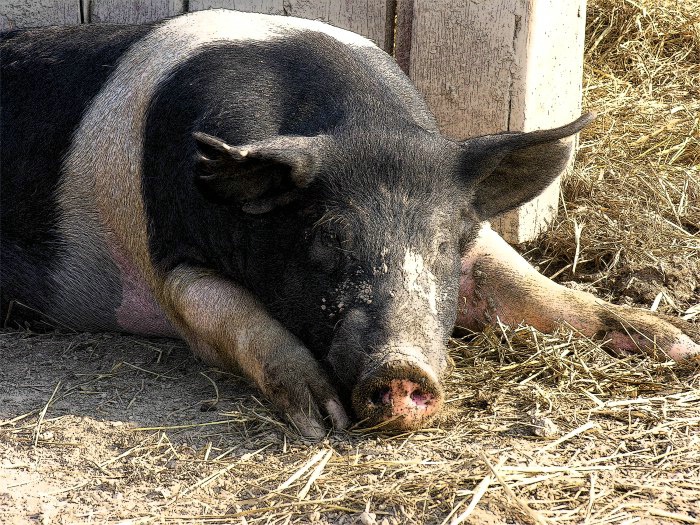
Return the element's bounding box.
[529,408,560,439]
[359,511,377,525]
[534,418,559,438]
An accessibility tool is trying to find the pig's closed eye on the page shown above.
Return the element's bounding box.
[309,229,345,272]
[321,231,339,248]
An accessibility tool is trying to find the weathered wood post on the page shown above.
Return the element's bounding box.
[88,0,184,24]
[188,0,394,52]
[0,0,392,51]
[396,0,587,243]
[0,0,80,30]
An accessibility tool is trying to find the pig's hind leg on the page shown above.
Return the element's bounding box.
[457,224,700,362]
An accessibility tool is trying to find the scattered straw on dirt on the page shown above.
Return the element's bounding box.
[1,0,699,523]
[534,0,700,320]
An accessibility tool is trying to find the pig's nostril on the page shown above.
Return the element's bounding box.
[368,381,434,410]
[370,387,391,406]
[410,389,429,407]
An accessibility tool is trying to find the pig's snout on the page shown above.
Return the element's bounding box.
[352,347,444,431]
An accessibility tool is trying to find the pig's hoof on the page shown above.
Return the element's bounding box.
[657,315,700,362]
[352,362,443,431]
[597,307,700,363]
[262,353,349,439]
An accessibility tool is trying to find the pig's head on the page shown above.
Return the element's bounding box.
[193,113,593,431]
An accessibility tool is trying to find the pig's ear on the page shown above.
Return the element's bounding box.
[461,113,595,220]
[192,132,328,214]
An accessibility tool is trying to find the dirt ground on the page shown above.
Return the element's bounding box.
[2,327,699,525]
[2,0,700,524]
[1,272,699,524]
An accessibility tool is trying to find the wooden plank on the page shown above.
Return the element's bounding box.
[399,0,586,243]
[189,0,393,52]
[285,0,392,51]
[0,0,80,30]
[90,0,184,24]
[189,0,285,15]
[398,0,520,138]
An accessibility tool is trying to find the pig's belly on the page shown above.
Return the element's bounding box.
[110,248,178,337]
[50,241,178,337]
[115,278,177,337]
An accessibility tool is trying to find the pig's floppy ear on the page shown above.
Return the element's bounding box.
[192,132,328,214]
[461,113,595,220]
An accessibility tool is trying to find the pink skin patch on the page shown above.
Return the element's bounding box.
[668,334,700,362]
[372,379,437,420]
[109,247,177,337]
[605,332,649,355]
[604,332,700,362]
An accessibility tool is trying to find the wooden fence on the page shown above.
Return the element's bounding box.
[0,0,586,243]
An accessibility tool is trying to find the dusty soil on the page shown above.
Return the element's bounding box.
[0,332,261,523]
[2,325,699,524]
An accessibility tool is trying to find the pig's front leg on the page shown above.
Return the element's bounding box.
[458,224,700,362]
[162,266,349,438]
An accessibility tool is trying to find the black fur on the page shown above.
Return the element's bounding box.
[0,23,151,326]
[141,34,468,360]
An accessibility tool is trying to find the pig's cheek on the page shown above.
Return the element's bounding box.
[456,257,493,330]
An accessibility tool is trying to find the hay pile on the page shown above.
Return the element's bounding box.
[537,0,700,320]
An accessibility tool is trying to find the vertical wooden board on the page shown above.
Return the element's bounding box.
[394,0,413,72]
[490,0,586,243]
[285,0,392,51]
[90,0,184,24]
[403,0,530,139]
[190,0,392,51]
[403,0,586,243]
[0,0,80,30]
[189,0,285,15]
[514,0,587,132]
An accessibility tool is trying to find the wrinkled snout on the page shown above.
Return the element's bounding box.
[352,345,445,431]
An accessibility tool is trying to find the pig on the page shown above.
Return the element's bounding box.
[1,10,698,438]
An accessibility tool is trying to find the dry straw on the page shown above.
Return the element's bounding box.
[2,1,699,523]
